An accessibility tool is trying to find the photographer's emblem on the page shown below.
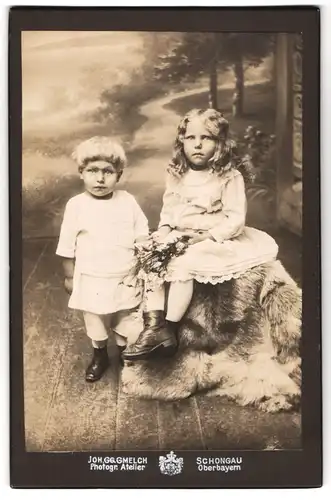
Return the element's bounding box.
[159,451,183,475]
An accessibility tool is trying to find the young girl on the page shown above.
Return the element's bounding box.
[123,109,278,361]
[56,136,149,381]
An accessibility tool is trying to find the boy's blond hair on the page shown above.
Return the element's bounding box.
[72,136,127,173]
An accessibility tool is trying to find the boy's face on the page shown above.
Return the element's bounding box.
[81,160,121,198]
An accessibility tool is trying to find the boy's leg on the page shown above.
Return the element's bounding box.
[83,312,110,382]
[113,332,127,348]
[112,308,143,344]
[92,339,108,348]
[112,308,143,365]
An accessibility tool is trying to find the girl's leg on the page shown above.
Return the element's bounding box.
[144,285,165,311]
[122,281,193,361]
[166,279,194,322]
[143,280,193,319]
[122,284,176,361]
[83,312,110,382]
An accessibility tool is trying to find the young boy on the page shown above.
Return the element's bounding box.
[56,136,149,382]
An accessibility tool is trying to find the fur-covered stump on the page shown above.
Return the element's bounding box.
[122,260,301,413]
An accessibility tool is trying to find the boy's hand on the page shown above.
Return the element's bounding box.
[62,258,74,294]
[64,277,73,295]
[134,234,153,251]
[135,234,152,246]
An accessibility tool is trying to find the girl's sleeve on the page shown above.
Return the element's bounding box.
[209,171,247,243]
[56,199,78,258]
[132,197,149,240]
[158,175,177,229]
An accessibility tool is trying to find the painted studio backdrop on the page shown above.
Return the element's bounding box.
[22,32,302,452]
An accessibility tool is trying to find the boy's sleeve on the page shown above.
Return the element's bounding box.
[56,199,78,258]
[209,171,247,243]
[132,197,149,240]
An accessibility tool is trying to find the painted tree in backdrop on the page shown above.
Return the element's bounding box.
[224,33,274,117]
[154,32,274,116]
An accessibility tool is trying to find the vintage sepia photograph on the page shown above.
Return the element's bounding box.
[21,29,304,454]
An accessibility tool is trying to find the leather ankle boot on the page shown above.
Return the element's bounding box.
[85,347,109,382]
[166,320,179,338]
[122,311,177,361]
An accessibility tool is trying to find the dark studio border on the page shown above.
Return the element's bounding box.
[9,6,321,489]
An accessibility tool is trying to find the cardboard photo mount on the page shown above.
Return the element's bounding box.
[10,6,321,488]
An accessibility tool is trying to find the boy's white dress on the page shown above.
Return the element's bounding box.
[159,168,278,283]
[56,190,149,315]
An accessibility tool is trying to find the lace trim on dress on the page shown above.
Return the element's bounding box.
[139,254,277,290]
[163,254,278,284]
[164,269,248,284]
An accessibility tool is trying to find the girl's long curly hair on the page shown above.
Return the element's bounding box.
[168,108,255,183]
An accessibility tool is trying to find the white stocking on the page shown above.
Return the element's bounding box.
[145,284,166,311]
[166,280,194,322]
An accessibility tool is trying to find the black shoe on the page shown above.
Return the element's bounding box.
[122,311,177,361]
[85,347,110,382]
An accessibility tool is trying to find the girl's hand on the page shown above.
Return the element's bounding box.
[187,231,214,244]
[64,277,73,295]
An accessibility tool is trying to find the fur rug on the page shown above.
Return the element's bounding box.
[121,260,301,413]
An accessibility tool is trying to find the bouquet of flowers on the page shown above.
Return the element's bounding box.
[133,231,191,290]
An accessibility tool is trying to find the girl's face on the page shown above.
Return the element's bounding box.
[81,160,120,198]
[182,117,217,168]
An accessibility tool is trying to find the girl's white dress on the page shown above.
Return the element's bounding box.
[158,168,278,283]
[56,190,149,314]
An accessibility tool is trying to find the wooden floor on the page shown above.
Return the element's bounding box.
[23,239,301,452]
